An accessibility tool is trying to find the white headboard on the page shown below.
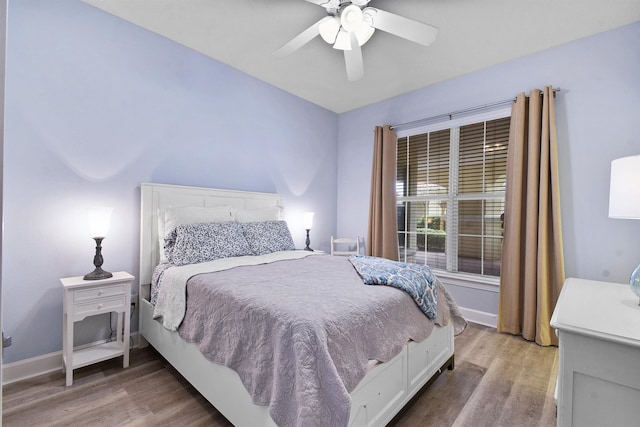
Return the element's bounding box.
[139,183,284,288]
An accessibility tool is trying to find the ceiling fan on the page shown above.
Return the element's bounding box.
[273,0,438,81]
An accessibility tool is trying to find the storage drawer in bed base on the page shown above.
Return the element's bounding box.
[349,324,454,426]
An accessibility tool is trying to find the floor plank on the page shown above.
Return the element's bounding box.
[3,324,557,426]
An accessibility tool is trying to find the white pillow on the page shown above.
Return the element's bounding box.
[157,205,235,262]
[235,206,283,223]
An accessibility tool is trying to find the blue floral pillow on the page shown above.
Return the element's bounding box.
[166,221,252,266]
[241,221,296,255]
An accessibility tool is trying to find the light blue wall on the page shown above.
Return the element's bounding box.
[336,22,640,314]
[3,0,338,363]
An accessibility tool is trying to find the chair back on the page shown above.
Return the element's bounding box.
[330,236,361,256]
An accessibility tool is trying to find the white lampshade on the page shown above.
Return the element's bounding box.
[302,212,315,230]
[87,207,113,237]
[609,155,640,219]
[319,16,340,44]
[341,5,364,32]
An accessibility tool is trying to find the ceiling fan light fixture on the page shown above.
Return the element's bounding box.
[275,0,437,81]
[355,25,375,45]
[319,16,340,43]
[333,29,352,50]
[340,5,363,32]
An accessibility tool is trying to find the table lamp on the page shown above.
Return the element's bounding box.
[84,207,114,280]
[608,155,640,304]
[303,212,315,251]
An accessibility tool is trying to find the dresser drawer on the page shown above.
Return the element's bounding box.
[74,295,126,318]
[74,284,125,302]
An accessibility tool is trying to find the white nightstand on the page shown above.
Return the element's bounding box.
[61,271,134,386]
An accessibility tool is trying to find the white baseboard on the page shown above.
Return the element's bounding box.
[2,333,139,386]
[458,306,498,328]
[2,350,62,385]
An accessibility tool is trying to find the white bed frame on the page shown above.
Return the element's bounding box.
[139,182,455,426]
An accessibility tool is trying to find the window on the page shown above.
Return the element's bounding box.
[396,110,510,279]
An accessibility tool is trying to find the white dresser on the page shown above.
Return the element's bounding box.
[550,277,640,427]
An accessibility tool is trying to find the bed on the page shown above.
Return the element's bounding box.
[138,182,465,427]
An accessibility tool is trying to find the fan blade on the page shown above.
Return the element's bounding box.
[344,32,364,81]
[273,17,333,58]
[364,7,438,46]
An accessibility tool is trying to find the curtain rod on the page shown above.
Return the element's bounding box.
[390,88,561,131]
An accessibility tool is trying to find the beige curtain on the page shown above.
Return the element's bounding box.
[367,125,399,260]
[497,87,565,346]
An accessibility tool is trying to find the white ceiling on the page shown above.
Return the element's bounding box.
[82,0,640,113]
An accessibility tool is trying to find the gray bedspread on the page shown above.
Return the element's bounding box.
[177,254,466,427]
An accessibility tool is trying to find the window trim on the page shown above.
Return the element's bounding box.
[396,107,512,138]
[433,268,500,293]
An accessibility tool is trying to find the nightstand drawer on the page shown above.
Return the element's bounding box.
[74,295,126,317]
[74,284,125,302]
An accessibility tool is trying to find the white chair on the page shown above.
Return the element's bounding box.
[330,236,360,256]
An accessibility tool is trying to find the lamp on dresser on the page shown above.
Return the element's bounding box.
[608,154,640,304]
[84,206,114,280]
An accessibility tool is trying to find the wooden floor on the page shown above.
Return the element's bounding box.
[2,323,558,426]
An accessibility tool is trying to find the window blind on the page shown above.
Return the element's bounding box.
[396,115,510,278]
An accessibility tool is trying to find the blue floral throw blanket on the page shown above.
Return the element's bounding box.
[348,255,438,320]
